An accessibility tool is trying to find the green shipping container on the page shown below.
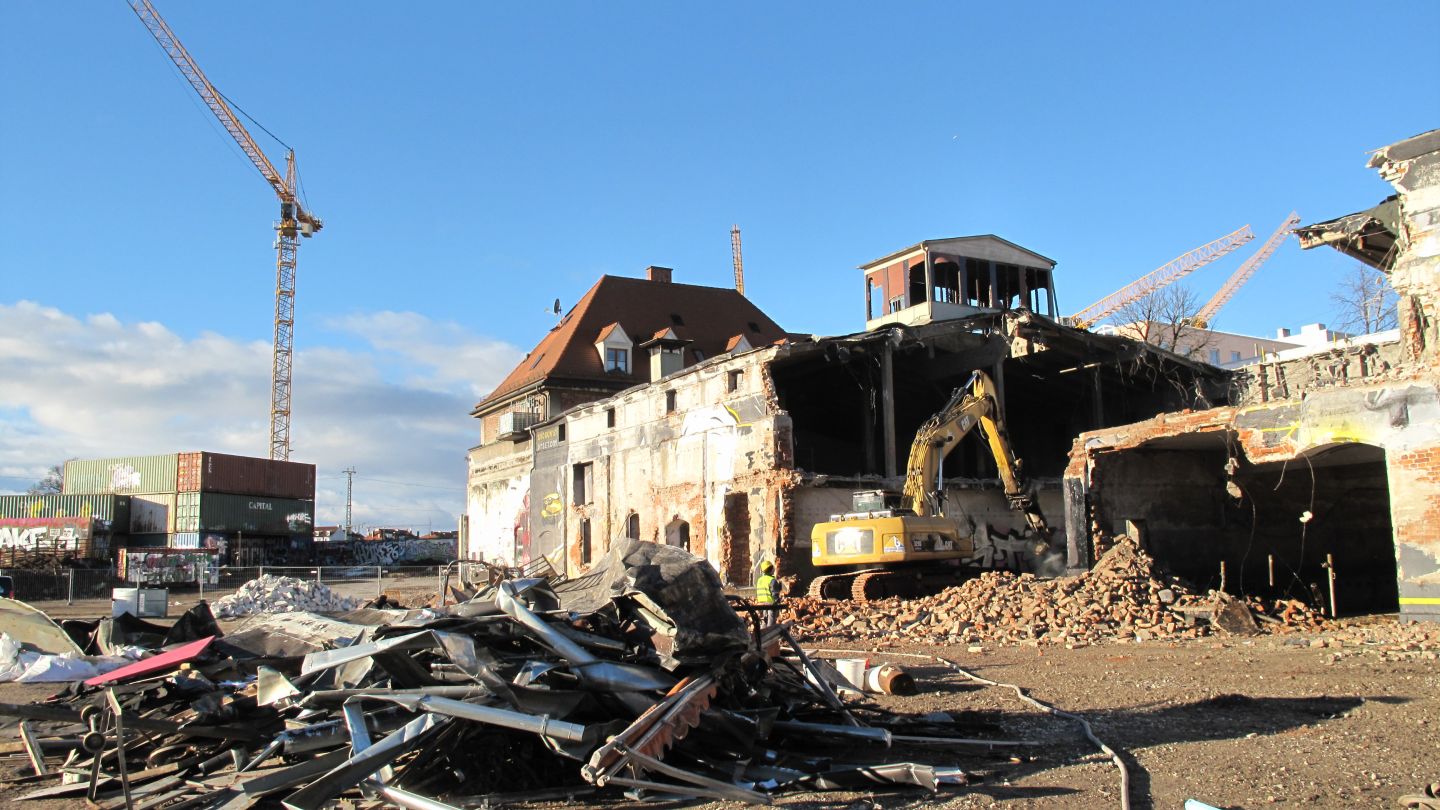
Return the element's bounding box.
[63,454,179,495]
[174,492,314,535]
[0,494,131,527]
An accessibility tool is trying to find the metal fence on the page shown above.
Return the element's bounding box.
[0,568,117,603]
[1,564,449,605]
[212,565,445,600]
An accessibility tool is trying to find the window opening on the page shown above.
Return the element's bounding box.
[665,390,677,413]
[572,462,594,505]
[727,369,742,392]
[605,408,616,428]
[580,519,592,564]
[605,347,629,374]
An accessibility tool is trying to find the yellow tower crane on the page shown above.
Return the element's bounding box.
[128,0,322,461]
[1065,225,1254,330]
[1191,212,1301,329]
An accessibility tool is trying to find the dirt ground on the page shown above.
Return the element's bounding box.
[2,595,1434,809]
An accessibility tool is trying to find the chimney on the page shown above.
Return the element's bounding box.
[1276,327,1291,339]
[646,266,673,283]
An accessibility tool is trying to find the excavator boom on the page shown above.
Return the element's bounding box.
[809,370,1051,600]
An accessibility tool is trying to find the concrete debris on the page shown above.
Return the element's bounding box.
[0,542,1070,808]
[784,538,1329,647]
[212,574,361,618]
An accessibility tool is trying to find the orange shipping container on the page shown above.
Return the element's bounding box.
[177,452,316,500]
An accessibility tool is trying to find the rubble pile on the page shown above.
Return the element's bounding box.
[785,538,1329,647]
[0,539,1011,809]
[211,574,362,618]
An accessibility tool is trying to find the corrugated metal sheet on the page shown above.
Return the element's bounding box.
[0,516,104,562]
[129,494,176,534]
[64,455,179,495]
[174,493,315,535]
[170,532,201,549]
[0,494,130,526]
[177,452,316,500]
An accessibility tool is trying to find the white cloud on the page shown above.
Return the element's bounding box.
[0,301,522,531]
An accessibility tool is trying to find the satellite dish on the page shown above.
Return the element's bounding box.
[552,298,561,314]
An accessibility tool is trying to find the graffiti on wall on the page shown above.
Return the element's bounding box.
[349,537,457,566]
[962,526,1055,574]
[118,549,219,585]
[0,517,93,551]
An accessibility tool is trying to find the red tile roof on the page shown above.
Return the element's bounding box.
[475,275,786,412]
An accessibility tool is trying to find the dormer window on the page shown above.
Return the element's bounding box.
[605,347,629,373]
[594,322,633,376]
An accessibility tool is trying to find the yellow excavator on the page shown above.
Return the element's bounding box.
[807,370,1051,601]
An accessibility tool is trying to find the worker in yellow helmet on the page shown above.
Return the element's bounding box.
[755,560,782,626]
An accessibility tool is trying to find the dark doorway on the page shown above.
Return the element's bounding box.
[665,518,690,549]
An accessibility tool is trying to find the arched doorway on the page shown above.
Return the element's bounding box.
[665,517,690,548]
[626,512,640,540]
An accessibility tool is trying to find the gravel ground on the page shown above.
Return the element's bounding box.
[1,604,1433,809]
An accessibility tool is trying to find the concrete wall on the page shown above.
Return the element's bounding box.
[1067,381,1440,618]
[463,440,530,562]
[531,348,796,585]
[1371,134,1440,363]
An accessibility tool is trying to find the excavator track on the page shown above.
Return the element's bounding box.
[807,572,863,600]
[850,570,924,602]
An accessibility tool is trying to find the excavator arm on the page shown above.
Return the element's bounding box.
[901,371,1049,536]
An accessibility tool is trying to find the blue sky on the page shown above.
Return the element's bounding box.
[2,2,1437,526]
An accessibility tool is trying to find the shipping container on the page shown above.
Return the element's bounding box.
[173,493,314,535]
[177,452,316,500]
[171,532,201,549]
[129,494,176,534]
[0,516,108,563]
[123,534,169,548]
[0,494,131,526]
[64,454,179,495]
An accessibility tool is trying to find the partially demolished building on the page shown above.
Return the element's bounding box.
[466,238,1223,589]
[1068,129,1440,620]
[467,130,1440,621]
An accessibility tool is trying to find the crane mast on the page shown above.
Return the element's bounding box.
[1192,212,1301,328]
[128,0,322,461]
[730,225,745,295]
[1066,225,1254,330]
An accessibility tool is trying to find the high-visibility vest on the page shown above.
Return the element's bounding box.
[755,573,777,604]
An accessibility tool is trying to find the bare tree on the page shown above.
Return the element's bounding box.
[27,464,64,495]
[1109,284,1216,360]
[1331,264,1398,335]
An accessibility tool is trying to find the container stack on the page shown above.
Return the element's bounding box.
[0,494,130,565]
[61,452,316,565]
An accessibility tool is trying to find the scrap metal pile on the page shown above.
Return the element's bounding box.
[783,538,1328,647]
[0,540,1029,809]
